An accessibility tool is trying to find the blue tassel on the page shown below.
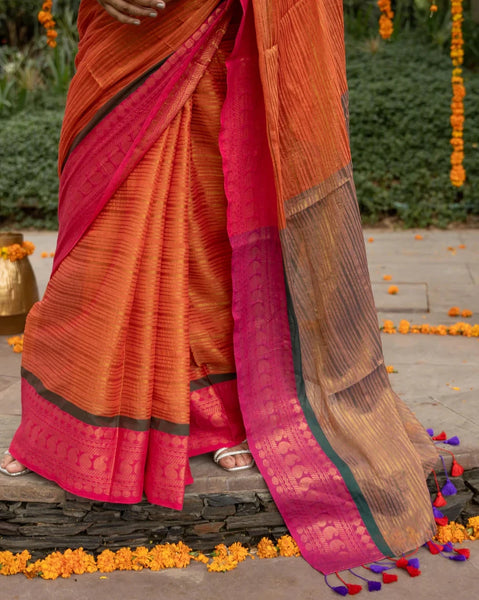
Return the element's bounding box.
[325,575,349,596]
[407,558,420,569]
[368,581,382,592]
[441,479,457,496]
[448,554,467,562]
[446,436,460,446]
[369,564,391,573]
[432,506,444,519]
[443,542,454,552]
[427,428,434,436]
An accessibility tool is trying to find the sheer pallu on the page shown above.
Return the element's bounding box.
[11,0,438,574]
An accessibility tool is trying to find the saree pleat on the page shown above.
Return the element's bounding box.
[10,0,438,575]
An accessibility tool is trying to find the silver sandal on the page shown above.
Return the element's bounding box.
[0,450,31,477]
[213,442,255,472]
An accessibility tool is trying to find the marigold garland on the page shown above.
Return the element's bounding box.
[377,0,394,40]
[1,241,35,262]
[381,319,479,337]
[38,1,57,48]
[449,0,466,187]
[0,529,476,579]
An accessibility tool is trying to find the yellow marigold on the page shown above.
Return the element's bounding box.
[471,324,479,337]
[257,538,278,559]
[132,546,151,570]
[277,535,301,557]
[383,274,392,281]
[41,251,49,258]
[398,319,410,334]
[461,309,472,317]
[207,555,238,572]
[191,553,210,564]
[467,516,479,540]
[436,325,448,336]
[0,550,31,576]
[435,522,468,544]
[97,549,116,573]
[448,306,461,317]
[228,542,250,563]
[213,544,228,559]
[386,365,395,373]
[114,547,133,571]
[388,285,398,295]
[420,323,431,334]
[410,324,421,334]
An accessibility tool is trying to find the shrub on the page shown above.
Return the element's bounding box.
[347,32,479,227]
[0,108,62,229]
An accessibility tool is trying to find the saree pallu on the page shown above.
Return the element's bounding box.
[10,0,439,575]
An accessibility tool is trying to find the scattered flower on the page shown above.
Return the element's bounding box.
[257,538,278,559]
[448,307,461,317]
[414,234,423,240]
[383,274,392,281]
[368,237,374,243]
[388,285,399,295]
[461,309,473,317]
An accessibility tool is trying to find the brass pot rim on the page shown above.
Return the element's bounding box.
[0,232,24,246]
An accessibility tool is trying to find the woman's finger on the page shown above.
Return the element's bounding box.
[97,0,167,25]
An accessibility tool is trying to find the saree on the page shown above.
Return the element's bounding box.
[10,0,439,575]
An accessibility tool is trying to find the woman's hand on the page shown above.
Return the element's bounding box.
[96,0,168,26]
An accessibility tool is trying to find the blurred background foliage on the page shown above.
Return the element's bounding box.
[0,0,478,229]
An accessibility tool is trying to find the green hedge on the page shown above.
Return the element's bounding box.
[347,33,479,227]
[0,108,62,229]
[0,33,478,229]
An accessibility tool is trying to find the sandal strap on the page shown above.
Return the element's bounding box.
[213,447,252,463]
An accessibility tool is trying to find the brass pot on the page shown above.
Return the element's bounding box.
[0,232,40,335]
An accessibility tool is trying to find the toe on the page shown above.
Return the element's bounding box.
[1,454,26,474]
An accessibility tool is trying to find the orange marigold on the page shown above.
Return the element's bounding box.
[461,309,472,317]
[388,285,399,295]
[257,538,278,559]
[448,306,461,317]
[277,535,301,558]
[383,274,392,281]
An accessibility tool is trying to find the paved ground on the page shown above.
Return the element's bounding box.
[1,227,478,598]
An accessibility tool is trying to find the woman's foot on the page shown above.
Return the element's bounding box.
[0,451,30,476]
[214,441,255,471]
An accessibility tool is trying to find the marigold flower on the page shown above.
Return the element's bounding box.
[97,549,116,573]
[228,542,250,563]
[458,244,466,249]
[41,251,49,258]
[461,309,472,317]
[414,234,423,240]
[277,535,301,557]
[207,555,238,572]
[388,285,399,295]
[448,306,461,317]
[398,319,410,334]
[257,538,278,559]
[383,274,392,281]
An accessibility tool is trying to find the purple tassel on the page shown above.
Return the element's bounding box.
[407,558,420,569]
[432,506,444,519]
[447,554,467,562]
[441,479,457,496]
[446,436,460,446]
[348,569,382,592]
[368,581,382,592]
[369,564,391,573]
[325,576,349,596]
[443,542,454,552]
[427,428,434,436]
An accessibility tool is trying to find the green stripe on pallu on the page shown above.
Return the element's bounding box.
[284,279,392,558]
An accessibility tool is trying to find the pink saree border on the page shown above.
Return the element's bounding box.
[219,0,384,574]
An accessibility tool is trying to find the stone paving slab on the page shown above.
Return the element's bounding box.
[0,543,477,600]
[372,282,428,312]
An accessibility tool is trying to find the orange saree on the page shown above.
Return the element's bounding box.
[10,0,439,575]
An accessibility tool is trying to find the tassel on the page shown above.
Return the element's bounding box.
[443,542,454,552]
[451,459,464,477]
[432,431,447,441]
[368,581,382,592]
[432,506,444,519]
[441,479,457,496]
[325,576,349,596]
[425,541,443,554]
[455,548,470,559]
[406,566,421,577]
[369,564,391,574]
[427,428,434,436]
[395,557,408,569]
[382,573,398,584]
[445,436,460,446]
[435,516,449,526]
[347,584,362,595]
[433,491,447,507]
[348,569,381,592]
[407,558,420,570]
[447,554,467,562]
